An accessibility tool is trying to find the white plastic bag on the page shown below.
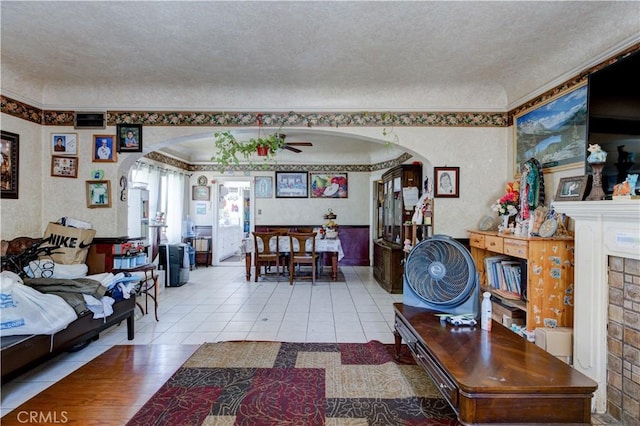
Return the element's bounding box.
[0,271,77,336]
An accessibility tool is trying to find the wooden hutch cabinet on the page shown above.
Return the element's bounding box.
[373,163,422,293]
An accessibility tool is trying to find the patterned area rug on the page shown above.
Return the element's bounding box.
[126,341,457,425]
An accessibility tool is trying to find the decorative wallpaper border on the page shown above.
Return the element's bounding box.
[2,43,638,128]
[147,151,413,173]
[0,100,508,128]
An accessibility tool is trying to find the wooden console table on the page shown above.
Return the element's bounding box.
[393,303,597,425]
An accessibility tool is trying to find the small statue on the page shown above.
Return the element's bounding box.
[613,174,639,196]
[587,144,607,163]
[404,239,412,252]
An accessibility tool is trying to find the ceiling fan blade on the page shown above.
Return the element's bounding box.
[284,145,302,153]
[285,142,313,146]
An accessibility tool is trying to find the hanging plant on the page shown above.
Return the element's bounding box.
[211,114,287,171]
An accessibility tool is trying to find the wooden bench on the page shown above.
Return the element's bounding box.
[393,303,597,425]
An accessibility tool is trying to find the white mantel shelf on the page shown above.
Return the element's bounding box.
[554,199,640,413]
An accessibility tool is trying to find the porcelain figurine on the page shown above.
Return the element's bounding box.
[587,144,607,163]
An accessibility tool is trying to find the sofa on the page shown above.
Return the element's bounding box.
[0,237,136,383]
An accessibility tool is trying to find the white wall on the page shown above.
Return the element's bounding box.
[1,114,42,237]
[1,115,578,241]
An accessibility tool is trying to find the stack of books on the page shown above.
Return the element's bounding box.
[484,255,525,300]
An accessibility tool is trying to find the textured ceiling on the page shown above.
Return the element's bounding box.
[1,1,639,162]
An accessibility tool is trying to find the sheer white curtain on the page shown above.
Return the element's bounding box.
[165,171,185,244]
[129,162,187,244]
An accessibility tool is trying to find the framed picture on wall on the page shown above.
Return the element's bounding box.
[51,155,78,178]
[93,135,117,162]
[434,166,459,198]
[310,173,348,198]
[1,130,19,199]
[275,171,308,198]
[555,175,591,201]
[514,83,587,175]
[192,185,210,201]
[255,176,273,198]
[51,133,77,155]
[86,180,111,208]
[116,124,142,152]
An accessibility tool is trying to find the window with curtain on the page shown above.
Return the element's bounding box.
[130,162,188,244]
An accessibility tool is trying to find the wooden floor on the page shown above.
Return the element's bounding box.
[1,345,198,426]
[0,343,624,425]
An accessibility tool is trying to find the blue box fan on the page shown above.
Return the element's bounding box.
[403,234,480,318]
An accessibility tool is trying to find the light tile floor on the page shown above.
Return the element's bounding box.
[1,265,402,415]
[0,264,623,424]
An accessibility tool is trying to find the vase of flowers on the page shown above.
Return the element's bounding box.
[492,181,520,231]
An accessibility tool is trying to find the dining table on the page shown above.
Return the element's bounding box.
[243,236,344,281]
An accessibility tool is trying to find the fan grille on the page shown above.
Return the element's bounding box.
[405,237,474,305]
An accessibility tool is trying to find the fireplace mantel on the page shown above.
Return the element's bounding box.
[554,200,640,413]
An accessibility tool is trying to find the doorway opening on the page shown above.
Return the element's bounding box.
[215,179,252,266]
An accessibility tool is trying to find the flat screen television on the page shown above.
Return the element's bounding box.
[586,49,640,197]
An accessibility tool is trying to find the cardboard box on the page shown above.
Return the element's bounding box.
[535,327,573,358]
[491,300,525,326]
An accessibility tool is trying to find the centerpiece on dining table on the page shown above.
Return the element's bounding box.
[322,209,338,239]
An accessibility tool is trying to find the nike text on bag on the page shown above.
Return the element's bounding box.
[42,222,96,265]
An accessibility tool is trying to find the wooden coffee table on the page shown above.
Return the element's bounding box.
[393,303,597,425]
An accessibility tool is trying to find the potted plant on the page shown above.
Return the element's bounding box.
[211,130,286,171]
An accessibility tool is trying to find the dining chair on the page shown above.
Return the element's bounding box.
[272,228,290,274]
[288,231,318,285]
[252,231,280,282]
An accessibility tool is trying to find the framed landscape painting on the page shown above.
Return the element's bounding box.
[514,83,587,175]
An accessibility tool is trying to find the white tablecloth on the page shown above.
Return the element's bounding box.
[247,236,344,261]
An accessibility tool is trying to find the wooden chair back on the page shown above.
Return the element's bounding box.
[252,231,280,282]
[288,232,318,284]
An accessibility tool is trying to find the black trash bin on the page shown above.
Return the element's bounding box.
[159,244,189,287]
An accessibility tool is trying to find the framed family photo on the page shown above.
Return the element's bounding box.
[555,175,591,201]
[86,180,111,208]
[51,133,77,155]
[93,135,117,162]
[514,83,587,175]
[254,176,273,198]
[275,171,308,198]
[1,130,19,199]
[434,166,459,198]
[116,124,142,152]
[51,155,78,178]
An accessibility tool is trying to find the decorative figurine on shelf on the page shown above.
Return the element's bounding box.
[518,158,545,221]
[586,144,607,200]
[403,239,412,252]
[613,174,639,198]
[587,143,608,163]
[530,206,548,236]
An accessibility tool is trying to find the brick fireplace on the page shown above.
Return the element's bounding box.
[555,200,640,419]
[607,255,640,423]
